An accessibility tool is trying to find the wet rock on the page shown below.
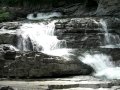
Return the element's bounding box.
[0,24,2,28]
[4,50,16,60]
[55,18,100,33]
[55,18,102,48]
[0,44,18,60]
[55,17,120,49]
[17,36,34,51]
[0,34,18,46]
[0,59,5,77]
[0,44,18,51]
[3,23,21,30]
[33,12,38,18]
[0,51,93,78]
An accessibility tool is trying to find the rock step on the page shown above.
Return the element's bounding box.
[0,76,119,90]
[47,81,113,89]
[53,88,110,90]
[0,81,110,90]
[53,86,120,90]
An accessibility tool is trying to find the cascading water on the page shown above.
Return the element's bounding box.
[100,19,120,48]
[17,20,72,58]
[16,17,120,80]
[80,53,120,79]
[78,19,120,79]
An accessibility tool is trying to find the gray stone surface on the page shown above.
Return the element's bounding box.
[0,49,93,78]
[96,0,120,16]
[0,76,119,90]
[55,18,120,49]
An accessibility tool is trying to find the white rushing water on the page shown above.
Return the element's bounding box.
[17,20,72,59]
[79,19,120,79]
[80,53,120,79]
[27,12,62,20]
[100,19,120,48]
[16,17,120,79]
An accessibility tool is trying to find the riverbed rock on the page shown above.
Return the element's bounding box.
[0,76,120,90]
[0,51,93,78]
[0,34,17,46]
[3,23,21,30]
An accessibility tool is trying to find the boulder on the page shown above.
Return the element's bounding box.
[0,51,93,78]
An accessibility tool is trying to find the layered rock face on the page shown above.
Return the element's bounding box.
[55,18,100,48]
[55,17,120,48]
[0,45,93,78]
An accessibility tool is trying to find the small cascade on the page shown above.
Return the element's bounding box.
[100,19,120,48]
[27,12,62,20]
[17,20,72,58]
[80,53,120,79]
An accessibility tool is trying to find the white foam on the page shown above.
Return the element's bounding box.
[27,12,62,20]
[80,53,120,79]
[17,20,73,59]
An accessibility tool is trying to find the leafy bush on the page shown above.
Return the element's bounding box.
[0,10,10,22]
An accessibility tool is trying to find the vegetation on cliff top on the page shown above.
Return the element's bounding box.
[0,10,11,22]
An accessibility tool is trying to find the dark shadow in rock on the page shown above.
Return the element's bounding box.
[86,0,98,10]
[0,86,14,90]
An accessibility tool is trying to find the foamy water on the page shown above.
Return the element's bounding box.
[17,20,72,59]
[80,53,120,79]
[15,17,120,79]
[27,12,62,20]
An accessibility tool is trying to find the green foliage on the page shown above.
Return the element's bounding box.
[0,10,10,22]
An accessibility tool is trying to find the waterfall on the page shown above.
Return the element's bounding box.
[79,53,120,79]
[17,20,72,58]
[78,19,120,79]
[16,17,120,79]
[100,19,120,48]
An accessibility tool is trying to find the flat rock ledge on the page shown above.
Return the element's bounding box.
[0,76,120,90]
